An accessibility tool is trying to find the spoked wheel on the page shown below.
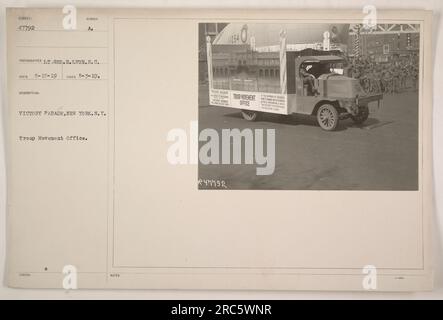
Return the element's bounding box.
[350,105,369,124]
[317,103,339,131]
[241,109,260,121]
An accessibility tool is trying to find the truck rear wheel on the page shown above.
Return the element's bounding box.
[351,105,369,124]
[317,103,339,131]
[241,110,260,121]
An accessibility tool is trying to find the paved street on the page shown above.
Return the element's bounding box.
[198,86,418,190]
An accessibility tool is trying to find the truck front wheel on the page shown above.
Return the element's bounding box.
[317,103,339,131]
[350,105,369,124]
[241,110,260,121]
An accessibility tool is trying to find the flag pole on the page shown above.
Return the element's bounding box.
[279,29,287,95]
[206,36,213,90]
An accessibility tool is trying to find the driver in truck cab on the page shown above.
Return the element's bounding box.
[300,64,318,96]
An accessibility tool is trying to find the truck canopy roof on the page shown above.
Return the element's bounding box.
[299,55,346,63]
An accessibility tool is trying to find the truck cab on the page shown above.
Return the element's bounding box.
[288,55,383,130]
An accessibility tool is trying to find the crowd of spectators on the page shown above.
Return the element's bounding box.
[347,53,419,94]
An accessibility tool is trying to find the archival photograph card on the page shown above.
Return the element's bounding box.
[5,8,434,291]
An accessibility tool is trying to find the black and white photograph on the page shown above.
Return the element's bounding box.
[198,22,420,190]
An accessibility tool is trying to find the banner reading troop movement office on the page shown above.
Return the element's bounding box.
[210,89,288,114]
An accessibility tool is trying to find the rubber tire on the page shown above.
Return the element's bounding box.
[350,105,369,124]
[317,103,339,131]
